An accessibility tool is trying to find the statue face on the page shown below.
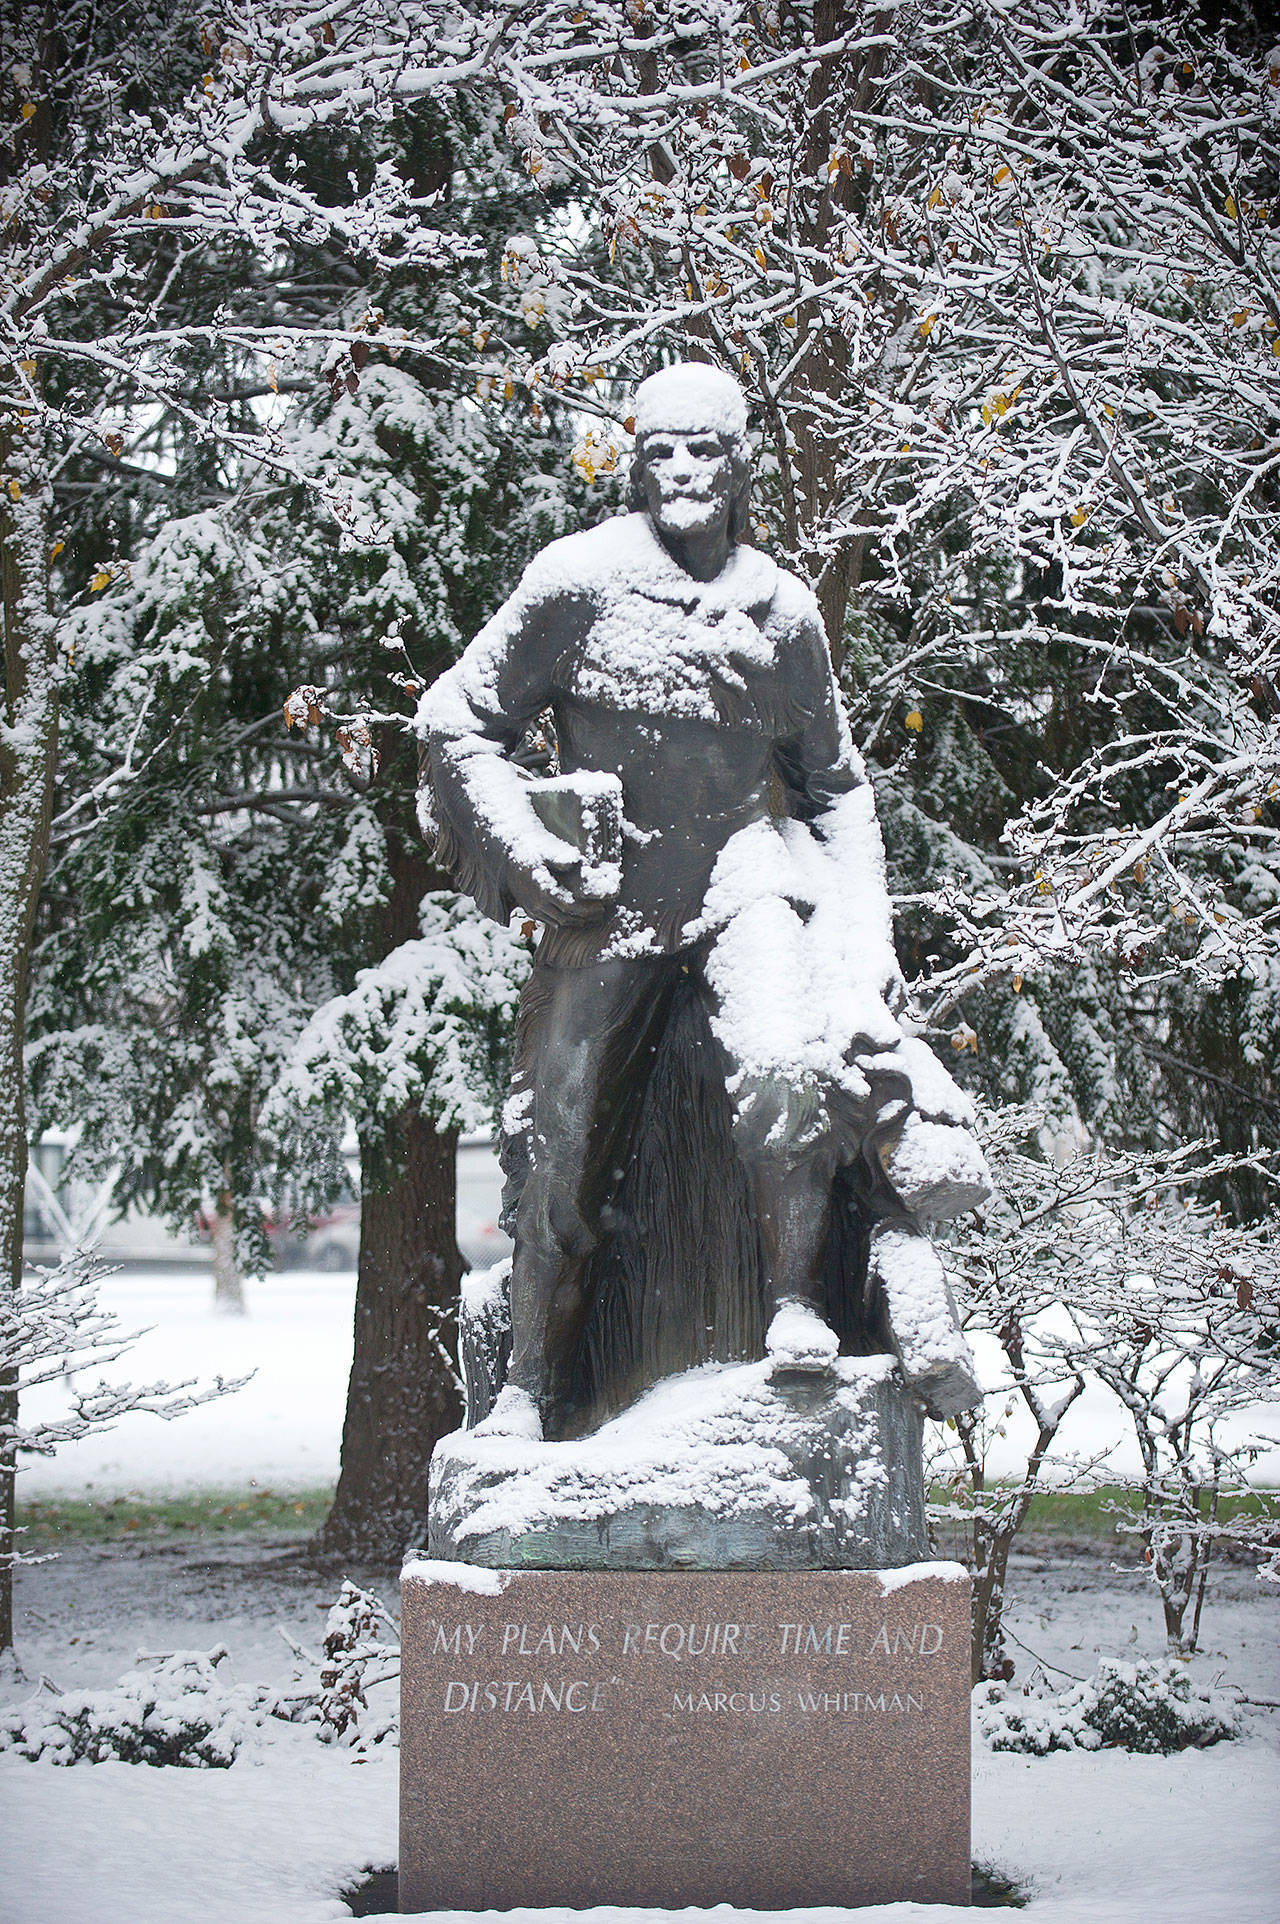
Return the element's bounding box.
[639,431,734,541]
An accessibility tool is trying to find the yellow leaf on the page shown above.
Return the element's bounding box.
[993,164,1011,185]
[754,246,766,267]
[50,540,64,560]
[738,54,750,71]
[1070,506,1089,526]
[6,479,18,500]
[89,570,111,592]
[1224,193,1237,219]
[18,359,36,375]
[904,708,923,732]
[20,102,36,121]
[927,186,944,210]
[783,313,796,328]
[1013,973,1023,993]
[918,313,936,338]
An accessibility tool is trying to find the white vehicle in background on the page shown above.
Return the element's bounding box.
[24,1132,511,1274]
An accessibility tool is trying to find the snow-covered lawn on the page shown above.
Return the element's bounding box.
[18,1267,358,1498]
[5,1267,1278,1922]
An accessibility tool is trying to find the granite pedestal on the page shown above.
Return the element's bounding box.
[399,1561,971,1912]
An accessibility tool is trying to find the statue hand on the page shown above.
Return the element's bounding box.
[510,849,616,929]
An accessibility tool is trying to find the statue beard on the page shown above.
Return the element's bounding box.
[653,493,725,535]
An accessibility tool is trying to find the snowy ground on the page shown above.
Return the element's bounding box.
[5,1268,1279,1923]
[19,1267,358,1497]
[19,1266,1280,1500]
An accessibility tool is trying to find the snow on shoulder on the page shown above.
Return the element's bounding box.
[516,509,777,613]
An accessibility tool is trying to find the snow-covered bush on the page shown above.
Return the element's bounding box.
[2,1584,404,1768]
[976,1660,1241,1758]
[0,1647,255,1768]
[316,1581,400,1748]
[276,1581,400,1752]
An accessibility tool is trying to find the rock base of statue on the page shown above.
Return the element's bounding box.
[427,1352,927,1571]
[398,1560,971,1911]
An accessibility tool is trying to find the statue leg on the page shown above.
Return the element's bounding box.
[694,965,841,1369]
[499,956,677,1433]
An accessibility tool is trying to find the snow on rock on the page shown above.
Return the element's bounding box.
[426,1352,933,1571]
[399,1558,512,1595]
[877,1561,968,1595]
[439,1359,839,1542]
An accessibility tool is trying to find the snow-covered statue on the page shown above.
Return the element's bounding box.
[417,363,989,1566]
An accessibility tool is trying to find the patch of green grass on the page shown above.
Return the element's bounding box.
[930,1483,1274,1544]
[16,1487,334,1547]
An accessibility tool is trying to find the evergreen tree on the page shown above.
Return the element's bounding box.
[28,89,589,1557]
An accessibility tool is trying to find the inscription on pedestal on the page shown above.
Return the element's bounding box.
[400,1563,971,1912]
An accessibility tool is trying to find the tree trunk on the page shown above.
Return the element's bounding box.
[0,420,55,1659]
[316,1107,464,1562]
[316,743,466,1564]
[209,1173,246,1316]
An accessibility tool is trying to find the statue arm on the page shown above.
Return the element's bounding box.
[772,608,868,823]
[416,571,601,927]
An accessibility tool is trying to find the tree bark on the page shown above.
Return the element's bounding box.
[209,1177,247,1316]
[0,420,55,1658]
[316,1107,464,1562]
[316,733,466,1563]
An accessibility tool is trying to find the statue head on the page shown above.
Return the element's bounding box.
[627,363,752,545]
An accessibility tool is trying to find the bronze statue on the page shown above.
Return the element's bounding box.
[419,364,988,1445]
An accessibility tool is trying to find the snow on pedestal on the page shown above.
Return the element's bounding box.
[424,1352,927,1570]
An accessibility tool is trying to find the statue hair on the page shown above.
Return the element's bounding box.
[628,431,753,545]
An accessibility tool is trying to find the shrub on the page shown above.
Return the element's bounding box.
[0,1647,254,1767]
[976,1659,1240,1757]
